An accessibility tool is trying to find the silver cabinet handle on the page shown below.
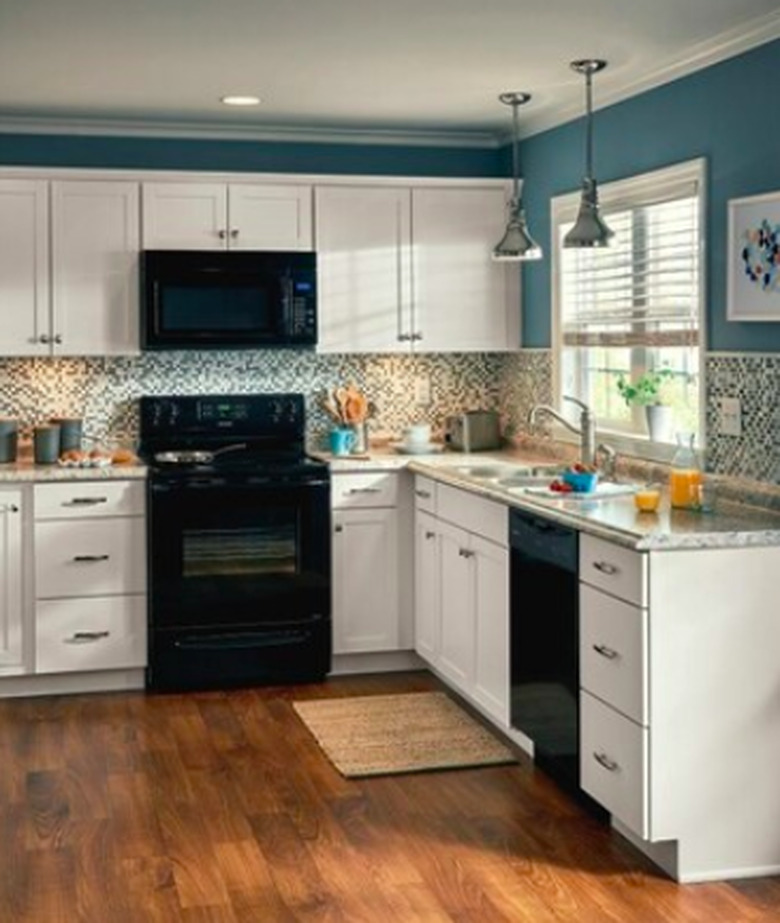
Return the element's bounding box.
[334,524,343,533]
[67,630,110,644]
[415,489,431,499]
[5,505,19,513]
[458,548,474,558]
[410,332,423,342]
[63,497,108,507]
[73,554,110,563]
[397,333,411,342]
[425,530,436,540]
[593,643,619,660]
[53,334,63,345]
[347,488,380,494]
[593,561,619,575]
[217,229,227,239]
[230,229,239,239]
[593,751,620,772]
[39,333,51,344]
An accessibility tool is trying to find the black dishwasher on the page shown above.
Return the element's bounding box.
[510,509,582,795]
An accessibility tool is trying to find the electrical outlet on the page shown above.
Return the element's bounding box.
[414,375,432,405]
[720,396,742,437]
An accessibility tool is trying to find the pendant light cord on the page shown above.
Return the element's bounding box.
[585,68,594,182]
[511,100,520,205]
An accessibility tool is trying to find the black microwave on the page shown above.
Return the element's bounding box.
[140,250,317,350]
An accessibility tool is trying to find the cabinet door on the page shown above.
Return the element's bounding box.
[229,184,312,251]
[437,519,474,694]
[0,179,50,356]
[315,185,412,353]
[412,186,514,351]
[414,510,440,665]
[0,491,24,670]
[141,182,227,249]
[332,507,400,653]
[472,534,509,725]
[51,181,140,356]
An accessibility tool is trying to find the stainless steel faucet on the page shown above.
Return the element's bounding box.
[527,395,597,466]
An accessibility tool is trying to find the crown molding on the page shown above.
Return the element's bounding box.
[511,10,780,142]
[0,115,501,150]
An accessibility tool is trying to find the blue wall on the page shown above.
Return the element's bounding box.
[517,38,780,351]
[0,133,503,178]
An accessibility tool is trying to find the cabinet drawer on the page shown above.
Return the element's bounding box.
[331,472,398,509]
[35,519,146,599]
[581,690,648,839]
[35,480,145,520]
[36,595,147,674]
[580,534,647,606]
[413,476,437,514]
[437,483,507,547]
[580,585,647,726]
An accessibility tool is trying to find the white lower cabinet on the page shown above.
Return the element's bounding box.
[331,473,402,655]
[0,490,24,672]
[33,480,147,677]
[413,478,509,727]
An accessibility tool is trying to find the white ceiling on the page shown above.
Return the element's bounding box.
[1,0,779,146]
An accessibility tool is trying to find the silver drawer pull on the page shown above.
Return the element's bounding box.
[425,530,436,540]
[63,497,108,507]
[592,643,619,660]
[334,524,343,533]
[4,505,19,513]
[347,488,381,494]
[73,554,110,563]
[593,561,619,575]
[593,751,620,772]
[458,548,474,559]
[415,489,431,499]
[67,630,110,644]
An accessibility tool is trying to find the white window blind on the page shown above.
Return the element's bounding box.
[561,182,700,350]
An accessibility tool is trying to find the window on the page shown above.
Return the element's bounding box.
[552,159,705,456]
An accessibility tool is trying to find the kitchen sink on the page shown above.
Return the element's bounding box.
[454,463,562,481]
[455,465,521,479]
[496,475,555,489]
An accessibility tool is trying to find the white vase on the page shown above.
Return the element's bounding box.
[645,404,673,442]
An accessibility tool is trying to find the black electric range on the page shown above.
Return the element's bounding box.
[140,394,331,692]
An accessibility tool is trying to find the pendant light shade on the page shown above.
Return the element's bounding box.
[492,91,542,262]
[563,59,613,249]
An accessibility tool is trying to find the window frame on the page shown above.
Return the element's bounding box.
[550,158,707,463]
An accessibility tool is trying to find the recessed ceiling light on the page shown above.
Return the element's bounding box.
[220,95,261,107]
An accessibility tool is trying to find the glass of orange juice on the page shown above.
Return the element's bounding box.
[634,484,661,513]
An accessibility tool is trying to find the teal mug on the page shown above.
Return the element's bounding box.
[329,427,355,456]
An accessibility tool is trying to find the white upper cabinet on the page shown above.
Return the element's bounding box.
[0,179,50,356]
[315,181,517,354]
[142,182,313,251]
[315,185,413,353]
[412,186,516,352]
[229,184,312,251]
[51,181,140,356]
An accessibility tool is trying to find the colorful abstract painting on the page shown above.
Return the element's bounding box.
[728,191,780,321]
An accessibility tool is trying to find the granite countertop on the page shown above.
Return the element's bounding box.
[319,445,780,551]
[0,459,148,482]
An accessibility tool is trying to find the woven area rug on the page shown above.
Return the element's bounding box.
[292,691,517,778]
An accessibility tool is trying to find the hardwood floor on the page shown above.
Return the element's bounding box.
[1,671,779,922]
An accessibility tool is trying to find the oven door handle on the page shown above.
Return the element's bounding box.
[173,630,314,651]
[151,477,330,493]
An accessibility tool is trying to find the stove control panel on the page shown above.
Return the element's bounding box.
[140,394,305,439]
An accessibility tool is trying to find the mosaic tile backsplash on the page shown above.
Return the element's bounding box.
[0,351,504,451]
[0,349,776,484]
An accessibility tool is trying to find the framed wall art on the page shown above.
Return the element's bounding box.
[727,190,780,321]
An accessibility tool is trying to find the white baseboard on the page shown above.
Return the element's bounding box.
[0,668,145,698]
[330,650,425,675]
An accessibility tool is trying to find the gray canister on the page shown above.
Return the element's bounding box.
[34,424,61,465]
[0,419,18,463]
[50,417,83,453]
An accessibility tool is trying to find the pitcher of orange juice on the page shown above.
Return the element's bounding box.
[669,432,702,509]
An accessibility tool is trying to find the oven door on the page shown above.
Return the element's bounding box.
[149,475,330,631]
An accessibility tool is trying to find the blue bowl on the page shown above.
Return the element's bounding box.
[562,470,599,493]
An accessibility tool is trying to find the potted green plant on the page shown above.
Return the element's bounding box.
[616,367,674,441]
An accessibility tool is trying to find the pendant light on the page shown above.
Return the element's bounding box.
[563,59,613,248]
[492,91,542,262]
